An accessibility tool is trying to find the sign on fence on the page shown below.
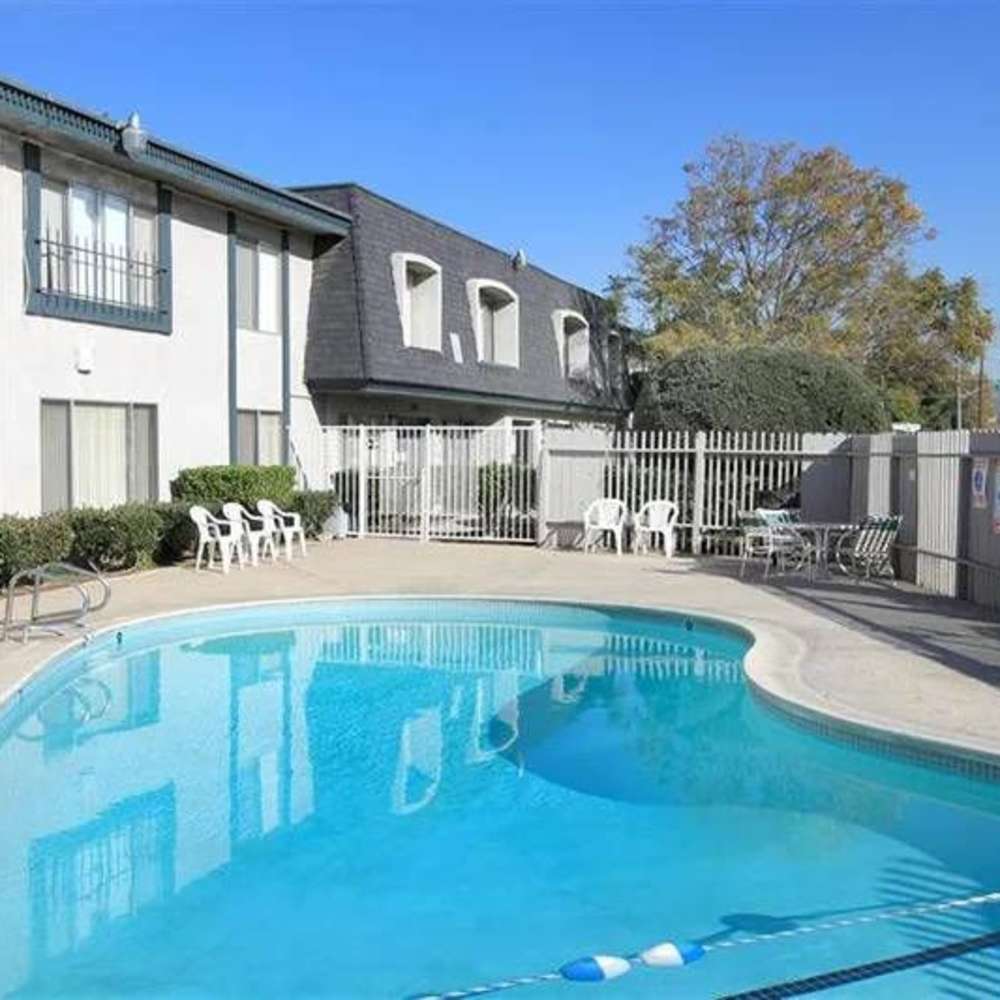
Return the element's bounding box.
[992,460,1000,535]
[973,457,989,509]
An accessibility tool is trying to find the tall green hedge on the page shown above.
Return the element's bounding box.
[170,465,296,507]
[634,346,890,433]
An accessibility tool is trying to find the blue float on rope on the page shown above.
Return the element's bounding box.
[559,955,632,982]
[640,940,705,967]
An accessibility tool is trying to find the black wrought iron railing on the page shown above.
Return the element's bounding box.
[36,234,166,313]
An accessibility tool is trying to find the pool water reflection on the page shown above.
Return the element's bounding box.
[1,599,999,998]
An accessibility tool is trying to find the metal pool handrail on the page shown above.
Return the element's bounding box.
[2,562,110,644]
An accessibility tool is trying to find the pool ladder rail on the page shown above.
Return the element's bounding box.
[2,562,110,644]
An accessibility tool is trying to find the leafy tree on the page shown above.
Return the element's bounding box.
[627,136,926,351]
[621,135,996,427]
[847,266,995,428]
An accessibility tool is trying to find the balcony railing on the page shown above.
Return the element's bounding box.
[35,233,166,316]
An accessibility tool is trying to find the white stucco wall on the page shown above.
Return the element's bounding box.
[287,232,325,486]
[0,128,321,515]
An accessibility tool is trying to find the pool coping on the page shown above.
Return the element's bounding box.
[3,592,1000,780]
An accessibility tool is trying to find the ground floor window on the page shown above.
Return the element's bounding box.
[40,400,158,512]
[237,410,282,465]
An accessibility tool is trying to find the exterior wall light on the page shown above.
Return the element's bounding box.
[120,111,149,158]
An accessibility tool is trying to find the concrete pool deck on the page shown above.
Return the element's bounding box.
[2,539,999,763]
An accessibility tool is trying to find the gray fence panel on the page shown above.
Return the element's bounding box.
[915,431,970,597]
[890,434,918,583]
[539,425,610,548]
[800,434,852,523]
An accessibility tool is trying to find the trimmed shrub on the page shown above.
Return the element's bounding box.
[0,513,74,586]
[634,346,890,433]
[170,465,296,508]
[290,490,339,538]
[68,504,162,572]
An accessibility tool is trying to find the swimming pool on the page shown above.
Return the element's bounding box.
[1,598,999,998]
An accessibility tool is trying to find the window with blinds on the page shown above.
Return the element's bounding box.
[40,401,158,512]
[236,410,283,465]
[236,240,282,333]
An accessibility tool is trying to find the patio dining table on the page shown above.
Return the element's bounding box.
[792,521,859,576]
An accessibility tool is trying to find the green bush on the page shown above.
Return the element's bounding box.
[634,346,890,433]
[0,513,74,586]
[68,504,162,572]
[149,501,217,564]
[290,490,339,538]
[170,465,296,508]
[477,463,538,528]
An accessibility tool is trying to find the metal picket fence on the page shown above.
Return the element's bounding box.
[316,424,820,552]
[322,424,539,543]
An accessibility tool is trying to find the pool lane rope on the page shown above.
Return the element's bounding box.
[411,888,1000,999]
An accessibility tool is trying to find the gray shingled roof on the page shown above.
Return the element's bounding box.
[298,184,627,414]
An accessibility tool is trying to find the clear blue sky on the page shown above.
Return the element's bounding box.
[4,2,998,365]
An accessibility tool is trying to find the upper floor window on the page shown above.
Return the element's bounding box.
[467,279,519,367]
[391,252,442,350]
[553,309,591,380]
[39,180,158,311]
[23,141,171,334]
[237,239,282,333]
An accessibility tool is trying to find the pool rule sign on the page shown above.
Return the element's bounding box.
[973,458,989,509]
[991,460,1000,534]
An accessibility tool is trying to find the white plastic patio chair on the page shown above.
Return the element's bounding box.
[189,505,245,574]
[634,500,679,557]
[583,498,628,556]
[222,502,277,567]
[257,499,307,560]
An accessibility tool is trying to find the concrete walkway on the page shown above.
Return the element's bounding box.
[2,540,999,761]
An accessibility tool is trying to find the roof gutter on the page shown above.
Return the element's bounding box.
[306,378,626,417]
[0,75,351,236]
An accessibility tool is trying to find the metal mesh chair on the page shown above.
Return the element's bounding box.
[835,515,901,580]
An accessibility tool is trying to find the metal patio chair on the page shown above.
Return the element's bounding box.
[835,515,901,581]
[739,511,812,579]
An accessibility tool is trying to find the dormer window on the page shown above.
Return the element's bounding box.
[391,252,442,350]
[467,279,519,366]
[553,309,590,380]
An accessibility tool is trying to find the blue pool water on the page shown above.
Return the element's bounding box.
[2,598,1000,999]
